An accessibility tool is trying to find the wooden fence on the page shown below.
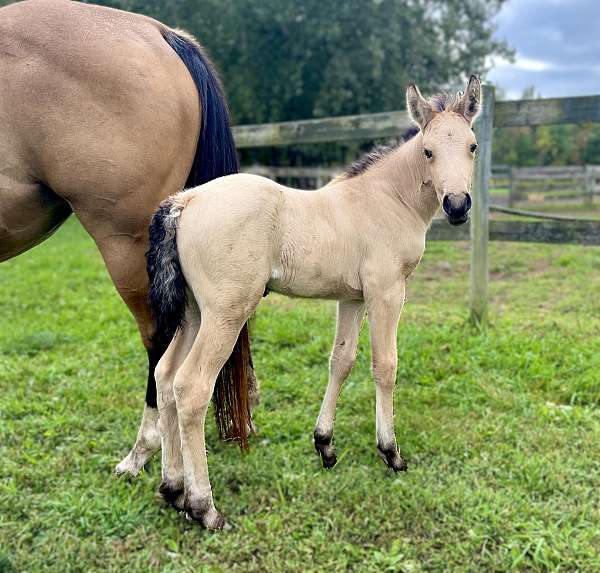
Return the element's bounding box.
[248,163,600,208]
[495,165,600,207]
[232,90,600,323]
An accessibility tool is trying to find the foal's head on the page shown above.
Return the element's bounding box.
[407,76,482,226]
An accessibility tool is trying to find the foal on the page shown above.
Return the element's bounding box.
[149,77,482,528]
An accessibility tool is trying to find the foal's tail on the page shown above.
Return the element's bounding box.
[147,195,252,449]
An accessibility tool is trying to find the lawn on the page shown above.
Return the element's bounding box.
[1,217,600,573]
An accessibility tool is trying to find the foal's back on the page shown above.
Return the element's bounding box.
[178,174,370,301]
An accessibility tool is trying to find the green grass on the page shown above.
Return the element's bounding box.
[1,218,600,572]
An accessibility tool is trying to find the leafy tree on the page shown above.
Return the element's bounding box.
[3,0,513,164]
[82,0,511,126]
[493,87,600,167]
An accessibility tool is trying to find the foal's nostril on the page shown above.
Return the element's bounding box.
[465,193,472,211]
[442,195,451,215]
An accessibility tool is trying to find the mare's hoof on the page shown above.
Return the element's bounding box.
[314,432,337,469]
[377,444,408,472]
[184,497,226,530]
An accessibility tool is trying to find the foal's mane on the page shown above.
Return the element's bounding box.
[340,89,466,180]
[341,127,418,179]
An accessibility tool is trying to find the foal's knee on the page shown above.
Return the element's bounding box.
[330,344,357,380]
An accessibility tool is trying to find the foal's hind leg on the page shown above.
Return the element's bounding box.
[155,303,201,510]
[314,300,365,468]
[175,294,262,529]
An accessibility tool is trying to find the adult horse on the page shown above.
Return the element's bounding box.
[0,0,254,475]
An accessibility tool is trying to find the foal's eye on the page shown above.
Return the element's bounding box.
[423,148,433,159]
[470,143,478,153]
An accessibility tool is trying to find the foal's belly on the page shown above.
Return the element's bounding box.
[267,264,363,301]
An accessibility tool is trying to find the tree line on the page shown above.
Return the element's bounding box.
[3,0,598,166]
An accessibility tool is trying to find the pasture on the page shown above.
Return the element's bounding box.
[1,217,600,572]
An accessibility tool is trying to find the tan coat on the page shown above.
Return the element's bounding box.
[150,77,483,528]
[0,0,240,477]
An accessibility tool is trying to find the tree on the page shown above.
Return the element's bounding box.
[2,0,513,164]
[77,0,511,124]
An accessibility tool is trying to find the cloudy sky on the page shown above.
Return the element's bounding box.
[488,0,600,99]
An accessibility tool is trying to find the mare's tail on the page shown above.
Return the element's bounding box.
[161,28,239,186]
[149,29,251,448]
[147,195,252,449]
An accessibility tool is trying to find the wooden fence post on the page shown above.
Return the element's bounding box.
[584,165,593,207]
[507,167,516,207]
[470,84,495,325]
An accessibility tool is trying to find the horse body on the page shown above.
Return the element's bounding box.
[0,0,243,475]
[148,78,482,528]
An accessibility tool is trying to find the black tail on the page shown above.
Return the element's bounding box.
[152,30,251,448]
[161,28,239,186]
[147,198,188,347]
[147,195,253,449]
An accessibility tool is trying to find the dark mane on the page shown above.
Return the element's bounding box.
[344,145,396,178]
[343,127,418,179]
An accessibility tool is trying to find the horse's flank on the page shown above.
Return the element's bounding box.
[0,0,247,476]
[175,130,435,304]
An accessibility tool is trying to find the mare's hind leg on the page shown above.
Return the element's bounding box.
[83,232,163,477]
[314,300,365,468]
[154,303,201,510]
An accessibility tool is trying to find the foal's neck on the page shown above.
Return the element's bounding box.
[335,134,441,226]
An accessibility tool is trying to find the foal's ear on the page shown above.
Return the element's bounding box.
[459,75,482,124]
[406,84,434,129]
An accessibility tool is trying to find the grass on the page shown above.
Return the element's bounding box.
[1,217,600,572]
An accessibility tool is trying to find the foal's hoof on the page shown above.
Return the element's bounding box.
[159,481,185,511]
[314,432,337,469]
[184,497,226,530]
[377,444,408,472]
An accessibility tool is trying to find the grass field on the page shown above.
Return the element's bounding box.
[1,217,600,572]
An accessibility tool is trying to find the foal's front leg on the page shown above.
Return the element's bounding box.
[366,282,407,472]
[314,300,365,468]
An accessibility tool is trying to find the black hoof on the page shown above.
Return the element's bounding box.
[159,481,184,507]
[377,444,408,472]
[314,431,337,469]
[183,496,226,530]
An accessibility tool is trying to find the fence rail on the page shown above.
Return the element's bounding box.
[233,91,600,322]
[232,95,600,148]
[246,164,600,208]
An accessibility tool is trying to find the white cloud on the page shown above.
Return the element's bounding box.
[512,57,553,72]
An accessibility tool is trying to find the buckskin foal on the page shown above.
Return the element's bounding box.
[0,0,257,476]
[145,76,482,528]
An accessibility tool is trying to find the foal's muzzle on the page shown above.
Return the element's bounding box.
[442,192,472,226]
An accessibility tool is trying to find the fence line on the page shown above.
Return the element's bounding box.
[489,205,600,222]
[233,91,600,322]
[232,95,600,148]
[246,164,600,209]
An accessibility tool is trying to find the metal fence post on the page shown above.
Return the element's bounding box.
[470,84,495,324]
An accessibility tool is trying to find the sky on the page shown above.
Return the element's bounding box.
[487,0,600,99]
